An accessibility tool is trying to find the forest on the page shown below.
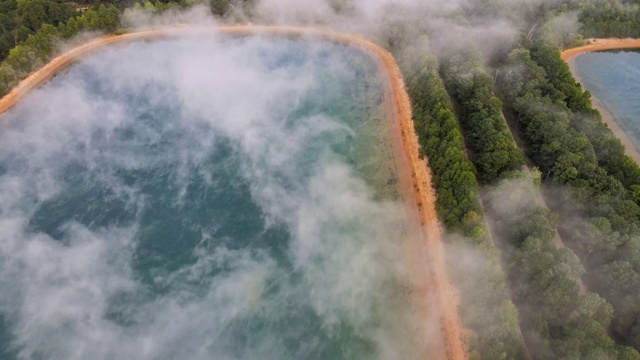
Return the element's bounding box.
[1,0,640,359]
[496,29,640,356]
[434,22,635,359]
[395,33,525,359]
[580,0,640,38]
[391,0,640,358]
[0,0,119,95]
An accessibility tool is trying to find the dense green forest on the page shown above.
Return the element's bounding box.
[441,47,524,184]
[424,7,640,356]
[405,51,526,360]
[0,0,76,59]
[383,25,527,359]
[496,33,640,353]
[2,0,640,358]
[530,0,640,42]
[487,172,638,359]
[580,0,640,38]
[0,1,119,95]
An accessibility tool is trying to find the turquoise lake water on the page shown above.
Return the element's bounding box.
[574,50,640,150]
[0,36,419,359]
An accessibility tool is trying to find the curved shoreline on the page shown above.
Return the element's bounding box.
[561,38,640,62]
[0,26,467,360]
[562,38,640,163]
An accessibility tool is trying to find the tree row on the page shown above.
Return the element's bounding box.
[387,29,526,359]
[434,21,636,357]
[498,34,640,352]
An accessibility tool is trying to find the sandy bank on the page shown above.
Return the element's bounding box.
[0,26,467,360]
[561,39,640,163]
[561,38,640,61]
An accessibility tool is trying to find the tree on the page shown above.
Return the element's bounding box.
[210,0,229,16]
[0,14,12,33]
[17,0,48,31]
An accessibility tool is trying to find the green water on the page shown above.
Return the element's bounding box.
[0,36,417,359]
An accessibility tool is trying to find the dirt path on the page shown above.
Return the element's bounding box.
[561,38,640,61]
[526,20,540,40]
[561,39,640,164]
[370,40,468,360]
[0,26,467,360]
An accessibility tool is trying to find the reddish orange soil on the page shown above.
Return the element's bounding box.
[561,38,640,61]
[366,39,468,360]
[0,26,467,360]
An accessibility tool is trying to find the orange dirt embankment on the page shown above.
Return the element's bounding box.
[561,38,640,163]
[561,38,640,61]
[366,34,467,360]
[0,26,467,360]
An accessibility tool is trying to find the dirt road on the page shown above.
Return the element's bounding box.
[0,26,467,360]
[368,34,468,360]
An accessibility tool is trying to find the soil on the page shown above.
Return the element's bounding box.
[0,25,468,360]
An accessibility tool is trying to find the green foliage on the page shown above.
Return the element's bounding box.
[487,178,624,359]
[530,44,592,112]
[398,39,526,359]
[433,18,633,357]
[442,47,525,183]
[579,1,640,38]
[406,59,479,230]
[500,44,638,221]
[498,37,640,354]
[210,0,230,16]
[533,4,586,49]
[16,0,76,31]
[0,4,120,97]
[530,42,640,208]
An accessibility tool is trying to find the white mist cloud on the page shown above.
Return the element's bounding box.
[123,4,218,28]
[0,34,425,359]
[254,0,335,24]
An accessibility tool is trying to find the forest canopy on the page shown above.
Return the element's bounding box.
[0,0,640,359]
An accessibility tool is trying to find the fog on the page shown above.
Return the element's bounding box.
[0,36,430,359]
[0,0,623,359]
[1,3,512,360]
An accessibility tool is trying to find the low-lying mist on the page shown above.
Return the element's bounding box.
[0,35,429,359]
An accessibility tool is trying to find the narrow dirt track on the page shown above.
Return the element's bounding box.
[0,26,467,360]
[369,36,467,360]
